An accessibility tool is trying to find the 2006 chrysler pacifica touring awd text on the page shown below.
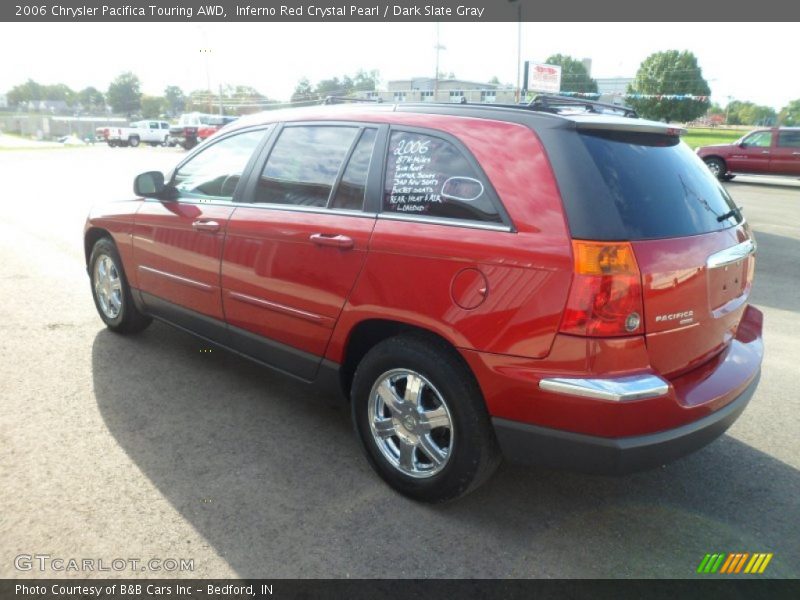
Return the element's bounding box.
[84,100,763,502]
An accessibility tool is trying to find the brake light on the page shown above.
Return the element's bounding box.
[559,241,644,337]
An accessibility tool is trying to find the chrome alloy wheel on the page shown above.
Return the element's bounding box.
[93,254,123,319]
[706,160,722,177]
[368,369,454,479]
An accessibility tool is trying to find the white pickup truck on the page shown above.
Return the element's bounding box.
[107,120,171,147]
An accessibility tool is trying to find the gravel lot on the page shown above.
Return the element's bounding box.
[1,146,798,579]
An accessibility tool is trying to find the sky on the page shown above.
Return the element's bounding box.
[0,22,796,109]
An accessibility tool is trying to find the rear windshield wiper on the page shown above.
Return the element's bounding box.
[717,206,743,222]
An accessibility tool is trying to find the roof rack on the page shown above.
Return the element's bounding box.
[526,94,638,118]
[322,95,384,105]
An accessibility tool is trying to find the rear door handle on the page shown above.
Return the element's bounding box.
[309,233,354,249]
[192,219,220,233]
[761,151,770,154]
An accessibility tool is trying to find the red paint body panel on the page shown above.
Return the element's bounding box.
[632,224,755,377]
[222,208,374,357]
[131,201,233,320]
[84,200,141,285]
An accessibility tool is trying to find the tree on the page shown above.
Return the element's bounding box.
[352,69,380,92]
[141,95,167,118]
[7,79,44,108]
[778,99,800,126]
[315,76,351,97]
[164,85,186,116]
[627,50,710,122]
[42,83,75,106]
[77,86,105,113]
[726,101,777,126]
[544,54,597,94]
[291,78,315,103]
[107,72,142,116]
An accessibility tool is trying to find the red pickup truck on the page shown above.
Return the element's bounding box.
[697,127,800,180]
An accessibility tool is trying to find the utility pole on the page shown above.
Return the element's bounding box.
[510,0,522,103]
[434,23,445,101]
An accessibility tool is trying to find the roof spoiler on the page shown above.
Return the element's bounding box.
[568,115,688,136]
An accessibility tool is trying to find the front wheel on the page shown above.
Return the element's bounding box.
[89,238,152,334]
[704,157,727,180]
[351,335,500,502]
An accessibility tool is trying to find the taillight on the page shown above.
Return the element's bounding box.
[559,241,644,337]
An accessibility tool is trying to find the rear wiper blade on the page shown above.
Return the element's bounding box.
[717,206,743,222]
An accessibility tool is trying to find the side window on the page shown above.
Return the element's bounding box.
[255,126,359,207]
[777,131,800,148]
[383,131,502,223]
[173,129,266,200]
[743,131,772,148]
[330,128,377,211]
[149,121,158,129]
[161,122,169,130]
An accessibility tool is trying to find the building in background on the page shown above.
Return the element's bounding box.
[356,77,517,104]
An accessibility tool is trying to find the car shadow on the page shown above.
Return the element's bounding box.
[747,231,800,314]
[92,324,799,578]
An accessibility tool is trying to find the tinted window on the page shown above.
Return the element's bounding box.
[579,131,741,240]
[778,131,800,148]
[383,131,501,223]
[173,129,266,199]
[330,128,377,210]
[256,126,359,207]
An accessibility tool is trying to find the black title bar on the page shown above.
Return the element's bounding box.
[4,0,800,22]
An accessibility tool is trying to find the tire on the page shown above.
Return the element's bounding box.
[704,157,726,181]
[89,238,152,334]
[128,136,140,148]
[351,334,500,502]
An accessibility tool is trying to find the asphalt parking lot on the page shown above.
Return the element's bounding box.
[0,145,798,579]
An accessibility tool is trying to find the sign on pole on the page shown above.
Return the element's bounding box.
[524,62,562,94]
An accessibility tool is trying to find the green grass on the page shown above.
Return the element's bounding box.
[683,128,744,150]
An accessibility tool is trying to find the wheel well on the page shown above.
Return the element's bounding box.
[339,319,463,398]
[84,227,111,266]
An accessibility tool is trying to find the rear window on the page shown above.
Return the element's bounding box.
[578,130,742,240]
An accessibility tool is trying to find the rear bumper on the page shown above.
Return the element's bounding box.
[494,371,759,474]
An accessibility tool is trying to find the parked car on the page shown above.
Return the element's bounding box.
[107,120,171,148]
[168,112,236,150]
[697,127,800,179]
[84,102,763,502]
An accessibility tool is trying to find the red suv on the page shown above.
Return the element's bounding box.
[84,102,763,502]
[697,127,800,180]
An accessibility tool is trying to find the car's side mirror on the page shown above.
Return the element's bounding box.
[738,142,747,148]
[134,171,174,199]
